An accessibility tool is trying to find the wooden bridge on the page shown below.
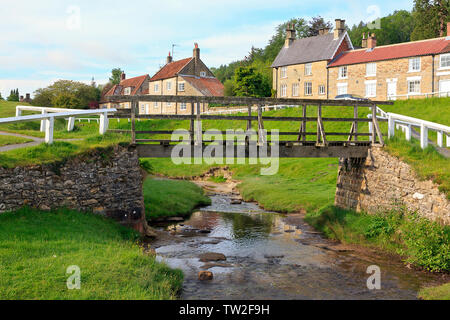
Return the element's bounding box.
[107,95,393,159]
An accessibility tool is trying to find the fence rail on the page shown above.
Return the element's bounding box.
[2,107,117,144]
[370,106,450,149]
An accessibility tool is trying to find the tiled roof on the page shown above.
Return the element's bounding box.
[182,76,224,97]
[105,75,149,96]
[328,37,450,67]
[272,32,352,67]
[151,58,192,81]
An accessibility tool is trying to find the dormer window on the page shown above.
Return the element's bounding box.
[124,87,131,95]
[200,71,206,77]
[281,67,287,78]
[305,63,312,76]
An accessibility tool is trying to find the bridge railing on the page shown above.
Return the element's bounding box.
[1,108,117,144]
[370,106,450,149]
[105,95,393,158]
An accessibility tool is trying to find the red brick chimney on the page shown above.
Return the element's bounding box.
[167,52,173,64]
[367,33,377,49]
[121,72,126,81]
[193,43,200,61]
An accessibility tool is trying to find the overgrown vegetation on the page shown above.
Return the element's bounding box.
[0,207,183,300]
[141,176,211,219]
[305,205,450,272]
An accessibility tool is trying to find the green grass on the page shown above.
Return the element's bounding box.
[0,207,183,300]
[305,205,450,272]
[385,136,450,198]
[419,283,450,300]
[0,135,33,147]
[142,178,211,219]
[0,133,129,168]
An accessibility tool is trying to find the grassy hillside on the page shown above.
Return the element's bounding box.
[0,207,183,300]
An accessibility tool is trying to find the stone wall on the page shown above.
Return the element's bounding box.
[335,146,450,225]
[0,145,147,233]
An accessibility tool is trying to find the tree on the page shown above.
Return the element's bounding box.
[411,0,450,41]
[7,89,19,102]
[307,16,333,37]
[33,80,100,109]
[109,68,124,85]
[234,66,271,97]
[223,79,236,96]
[0,92,3,100]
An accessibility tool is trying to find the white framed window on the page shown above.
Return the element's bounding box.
[154,83,159,92]
[166,82,172,91]
[365,80,377,97]
[280,84,287,97]
[338,66,348,79]
[305,63,312,76]
[292,83,299,97]
[139,104,145,114]
[281,67,287,78]
[167,102,172,107]
[337,83,348,95]
[178,82,185,92]
[304,82,312,96]
[154,101,159,109]
[409,57,421,72]
[200,71,206,77]
[180,103,187,110]
[408,79,421,94]
[440,53,450,69]
[318,85,326,95]
[366,63,377,77]
[124,87,131,95]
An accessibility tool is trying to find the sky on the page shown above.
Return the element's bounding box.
[0,0,413,98]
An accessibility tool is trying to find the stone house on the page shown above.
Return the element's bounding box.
[327,28,450,100]
[144,43,224,115]
[271,19,354,99]
[101,73,150,109]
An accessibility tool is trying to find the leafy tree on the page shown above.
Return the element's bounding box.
[109,68,124,85]
[307,16,333,37]
[234,66,271,97]
[411,0,450,41]
[7,89,19,102]
[33,80,100,109]
[223,79,236,96]
[348,10,415,47]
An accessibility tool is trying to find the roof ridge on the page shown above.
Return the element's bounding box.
[350,36,448,53]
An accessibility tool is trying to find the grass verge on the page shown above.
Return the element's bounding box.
[418,283,450,300]
[143,177,211,220]
[0,207,183,300]
[0,135,33,147]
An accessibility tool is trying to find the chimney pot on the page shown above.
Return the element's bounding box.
[167,52,173,64]
[26,93,30,100]
[121,72,126,81]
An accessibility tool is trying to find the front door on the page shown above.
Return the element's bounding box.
[387,81,397,100]
[439,80,450,97]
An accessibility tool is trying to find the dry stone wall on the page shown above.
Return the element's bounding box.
[0,145,147,233]
[335,146,450,225]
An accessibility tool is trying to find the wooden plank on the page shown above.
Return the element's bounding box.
[130,130,376,136]
[258,105,265,145]
[105,94,393,106]
[136,144,370,159]
[354,105,358,141]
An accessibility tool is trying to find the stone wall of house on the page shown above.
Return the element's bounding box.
[0,145,148,233]
[335,146,450,225]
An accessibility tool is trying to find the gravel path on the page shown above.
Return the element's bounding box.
[0,131,82,152]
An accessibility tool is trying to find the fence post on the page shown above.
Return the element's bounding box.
[131,101,136,144]
[420,123,428,149]
[257,105,265,145]
[437,131,443,148]
[405,124,412,141]
[354,105,358,141]
[40,110,47,132]
[447,134,450,148]
[67,117,75,132]
[45,116,54,144]
[388,113,395,139]
[15,107,22,117]
[99,112,108,135]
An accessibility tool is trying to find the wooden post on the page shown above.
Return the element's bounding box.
[246,105,252,146]
[196,102,202,145]
[257,105,265,145]
[131,101,136,145]
[354,105,358,141]
[298,104,307,142]
[44,116,54,144]
[190,102,195,143]
[371,105,377,144]
[316,104,322,144]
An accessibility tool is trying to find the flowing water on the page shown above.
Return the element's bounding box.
[151,194,443,300]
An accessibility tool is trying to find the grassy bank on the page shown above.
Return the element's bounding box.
[419,283,450,300]
[305,206,450,273]
[143,177,211,220]
[0,207,183,300]
[0,135,33,147]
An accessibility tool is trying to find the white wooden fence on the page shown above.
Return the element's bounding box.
[1,107,117,144]
[369,106,450,149]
